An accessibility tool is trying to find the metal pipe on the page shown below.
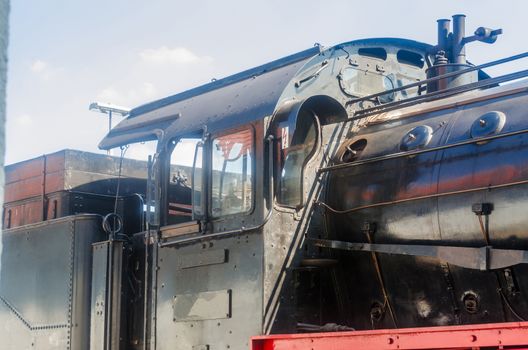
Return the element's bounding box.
[437,19,451,54]
[317,178,528,215]
[452,14,466,64]
[364,229,398,328]
[132,193,145,232]
[142,155,152,350]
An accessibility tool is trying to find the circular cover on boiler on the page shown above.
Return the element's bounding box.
[400,125,433,151]
[470,111,506,138]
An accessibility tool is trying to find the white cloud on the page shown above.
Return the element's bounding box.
[142,82,157,98]
[96,82,159,107]
[97,87,122,102]
[139,46,212,65]
[29,59,61,80]
[30,60,48,73]
[15,114,33,127]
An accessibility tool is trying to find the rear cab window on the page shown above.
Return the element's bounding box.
[210,127,254,217]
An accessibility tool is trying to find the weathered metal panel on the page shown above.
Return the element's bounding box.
[72,217,108,350]
[3,149,148,230]
[173,289,231,321]
[90,240,126,350]
[4,149,148,203]
[176,249,227,269]
[90,242,109,350]
[156,233,263,350]
[0,214,105,350]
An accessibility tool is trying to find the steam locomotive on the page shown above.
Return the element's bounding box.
[1,14,527,349]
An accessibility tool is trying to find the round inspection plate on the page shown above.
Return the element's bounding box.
[470,111,506,138]
[400,125,433,151]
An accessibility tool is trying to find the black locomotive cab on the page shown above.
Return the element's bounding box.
[5,14,528,350]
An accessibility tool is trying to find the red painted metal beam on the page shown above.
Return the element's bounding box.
[251,322,528,350]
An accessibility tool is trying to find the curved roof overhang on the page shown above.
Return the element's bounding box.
[98,46,321,150]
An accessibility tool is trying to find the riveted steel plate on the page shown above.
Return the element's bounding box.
[173,289,231,321]
[90,242,109,350]
[0,215,105,350]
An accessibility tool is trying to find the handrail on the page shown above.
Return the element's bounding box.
[349,68,528,120]
[346,51,528,110]
[319,126,528,174]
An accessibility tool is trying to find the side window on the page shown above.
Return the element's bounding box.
[277,110,318,208]
[211,128,254,217]
[167,138,202,225]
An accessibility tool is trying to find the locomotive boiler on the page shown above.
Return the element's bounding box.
[1,14,528,350]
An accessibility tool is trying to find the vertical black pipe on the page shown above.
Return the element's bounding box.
[452,14,466,64]
[437,19,451,54]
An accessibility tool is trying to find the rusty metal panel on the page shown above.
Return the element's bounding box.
[4,149,148,203]
[3,149,148,229]
[4,152,65,203]
[3,198,42,228]
[4,154,45,183]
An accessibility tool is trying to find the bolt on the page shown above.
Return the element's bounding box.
[387,337,394,344]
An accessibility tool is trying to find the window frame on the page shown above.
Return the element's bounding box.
[162,135,203,227]
[208,124,256,220]
[274,109,320,209]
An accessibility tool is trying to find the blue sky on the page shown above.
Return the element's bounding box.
[5,0,527,163]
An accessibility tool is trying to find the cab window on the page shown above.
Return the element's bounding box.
[211,128,254,217]
[276,110,318,208]
[167,137,202,225]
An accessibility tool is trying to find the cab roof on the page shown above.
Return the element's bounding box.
[99,38,433,150]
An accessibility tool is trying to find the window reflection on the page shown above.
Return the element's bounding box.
[339,66,395,103]
[211,128,253,217]
[277,110,317,207]
[167,138,202,225]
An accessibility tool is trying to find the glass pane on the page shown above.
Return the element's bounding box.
[339,66,396,102]
[211,128,253,217]
[168,138,202,225]
[278,111,317,207]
